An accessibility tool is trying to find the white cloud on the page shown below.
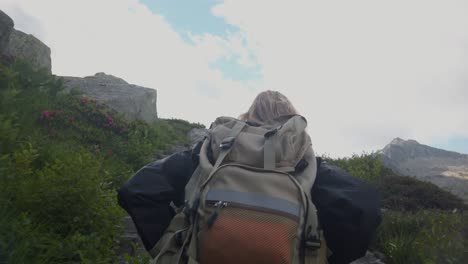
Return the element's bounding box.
[213,0,468,156]
[1,0,257,130]
[1,0,467,157]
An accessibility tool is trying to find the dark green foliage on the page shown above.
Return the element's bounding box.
[323,152,387,182]
[377,174,466,212]
[325,153,466,211]
[0,61,197,263]
[326,153,468,264]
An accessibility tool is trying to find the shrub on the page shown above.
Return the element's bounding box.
[323,152,387,182]
[0,60,198,262]
[0,142,123,263]
[325,153,468,263]
[376,210,468,264]
[376,174,466,211]
[325,153,466,211]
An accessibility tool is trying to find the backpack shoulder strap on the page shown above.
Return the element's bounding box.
[295,146,318,192]
[294,145,326,264]
[182,120,247,264]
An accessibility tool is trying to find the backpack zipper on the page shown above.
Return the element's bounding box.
[205,199,300,228]
[201,164,309,243]
[206,200,228,228]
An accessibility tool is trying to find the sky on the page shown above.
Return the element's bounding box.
[1,0,467,157]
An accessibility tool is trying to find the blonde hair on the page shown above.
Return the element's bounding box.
[239,90,298,125]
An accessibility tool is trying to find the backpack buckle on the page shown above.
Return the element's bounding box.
[305,231,322,250]
[220,137,235,149]
[264,127,278,138]
[305,239,321,250]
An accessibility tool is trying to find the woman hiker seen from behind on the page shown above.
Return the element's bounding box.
[118,90,382,264]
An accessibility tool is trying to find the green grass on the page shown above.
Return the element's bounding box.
[376,210,467,264]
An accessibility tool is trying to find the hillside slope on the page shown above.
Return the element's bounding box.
[379,138,468,202]
[0,60,201,263]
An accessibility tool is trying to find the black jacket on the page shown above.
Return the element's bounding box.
[118,143,381,264]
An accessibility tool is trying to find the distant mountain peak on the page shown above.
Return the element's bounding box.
[383,138,465,160]
[389,137,419,146]
[380,138,468,202]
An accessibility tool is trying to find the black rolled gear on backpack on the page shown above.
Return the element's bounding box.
[312,158,382,264]
[118,144,381,264]
[117,149,197,250]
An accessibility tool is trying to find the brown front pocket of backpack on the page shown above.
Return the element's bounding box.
[200,207,298,264]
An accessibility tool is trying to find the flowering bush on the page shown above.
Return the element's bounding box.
[0,61,199,263]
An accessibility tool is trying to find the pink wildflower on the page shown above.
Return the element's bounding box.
[105,115,115,128]
[41,110,51,120]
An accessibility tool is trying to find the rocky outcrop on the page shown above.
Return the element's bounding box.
[1,9,158,123]
[0,9,52,73]
[380,138,468,202]
[0,10,14,53]
[4,29,52,73]
[62,73,157,122]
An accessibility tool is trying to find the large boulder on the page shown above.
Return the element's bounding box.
[0,10,157,122]
[3,29,52,73]
[0,9,51,72]
[0,10,14,53]
[62,73,158,122]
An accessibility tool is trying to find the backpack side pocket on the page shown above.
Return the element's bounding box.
[150,212,189,263]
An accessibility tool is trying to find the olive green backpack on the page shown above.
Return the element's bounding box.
[150,115,328,264]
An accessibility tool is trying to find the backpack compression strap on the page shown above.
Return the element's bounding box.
[184,121,246,264]
[263,129,277,170]
[201,121,246,187]
[264,115,308,171]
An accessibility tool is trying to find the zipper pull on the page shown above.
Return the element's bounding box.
[207,201,227,228]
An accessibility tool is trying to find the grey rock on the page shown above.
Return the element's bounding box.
[0,10,14,53]
[188,128,209,145]
[4,29,52,73]
[62,73,158,122]
[115,216,149,263]
[168,144,190,155]
[351,251,386,264]
[154,128,209,160]
[379,138,468,202]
